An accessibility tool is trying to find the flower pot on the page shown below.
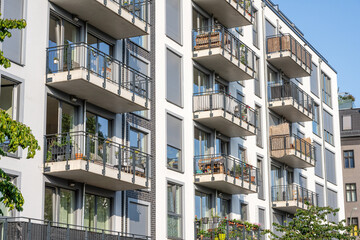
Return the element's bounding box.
[75,153,83,160]
[219,234,226,240]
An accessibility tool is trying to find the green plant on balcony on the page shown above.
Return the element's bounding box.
[46,137,72,162]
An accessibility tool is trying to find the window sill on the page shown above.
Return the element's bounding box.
[167,166,183,174]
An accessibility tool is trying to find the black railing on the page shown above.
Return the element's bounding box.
[270,134,315,165]
[266,34,312,71]
[192,25,255,71]
[193,91,258,128]
[46,42,151,101]
[44,131,150,186]
[194,219,261,240]
[268,81,314,114]
[272,184,318,208]
[0,217,151,240]
[194,154,259,191]
[116,0,150,29]
[231,0,253,19]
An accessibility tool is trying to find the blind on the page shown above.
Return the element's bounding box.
[327,189,338,222]
[166,0,181,43]
[325,149,336,184]
[129,201,149,236]
[3,0,23,64]
[258,208,265,228]
[166,49,182,106]
[343,115,352,130]
[315,183,324,207]
[310,63,319,96]
[314,142,322,177]
[167,114,182,150]
[323,110,333,134]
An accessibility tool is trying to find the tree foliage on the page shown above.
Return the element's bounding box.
[0,14,26,68]
[264,204,357,240]
[0,109,40,215]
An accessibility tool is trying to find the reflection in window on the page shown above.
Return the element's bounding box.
[84,193,111,230]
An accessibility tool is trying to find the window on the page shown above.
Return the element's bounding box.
[192,9,208,30]
[84,194,111,230]
[265,19,276,37]
[237,91,245,103]
[166,49,182,106]
[323,110,334,145]
[267,67,278,84]
[193,67,210,94]
[256,105,262,147]
[167,183,182,239]
[312,103,320,136]
[128,200,149,236]
[322,72,332,107]
[0,77,19,120]
[310,63,319,96]
[216,197,230,219]
[344,150,355,168]
[0,175,17,216]
[167,114,182,171]
[273,213,285,236]
[44,187,54,221]
[3,0,24,64]
[257,158,264,199]
[238,146,246,162]
[325,149,336,184]
[343,115,352,130]
[130,35,149,50]
[240,202,248,221]
[252,8,258,47]
[327,189,338,222]
[254,56,261,97]
[315,183,324,207]
[195,191,211,219]
[86,112,110,139]
[258,208,265,239]
[214,80,228,93]
[236,27,243,36]
[314,142,323,177]
[166,0,181,43]
[44,187,76,224]
[346,184,357,202]
[348,218,359,237]
[216,138,229,155]
[194,128,210,156]
[130,128,148,153]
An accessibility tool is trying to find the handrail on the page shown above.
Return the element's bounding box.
[114,0,151,27]
[46,42,151,100]
[44,131,151,185]
[0,217,151,239]
[192,24,255,71]
[271,184,318,207]
[194,154,259,190]
[268,81,314,114]
[193,91,258,128]
[266,33,312,71]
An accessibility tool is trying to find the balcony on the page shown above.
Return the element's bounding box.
[272,184,318,214]
[43,131,151,191]
[0,217,150,240]
[49,0,150,39]
[270,134,315,168]
[193,91,257,137]
[192,25,255,82]
[194,154,259,195]
[268,82,314,122]
[46,43,150,114]
[266,34,312,78]
[192,0,253,28]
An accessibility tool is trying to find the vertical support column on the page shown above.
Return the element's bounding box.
[102,141,107,175]
[118,147,122,179]
[65,133,70,170]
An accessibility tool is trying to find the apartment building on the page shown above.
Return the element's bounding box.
[0,0,344,239]
[0,0,155,239]
[340,106,360,237]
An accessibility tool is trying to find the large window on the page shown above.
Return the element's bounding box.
[346,184,357,202]
[167,114,182,171]
[325,149,336,184]
[323,110,334,145]
[3,0,24,64]
[167,183,182,239]
[344,150,355,169]
[216,197,230,219]
[257,157,264,200]
[310,63,319,96]
[314,142,323,178]
[193,67,210,94]
[84,194,111,230]
[166,0,181,43]
[130,128,148,153]
[194,128,210,157]
[0,78,19,120]
[195,191,211,220]
[327,189,338,222]
[252,8,258,47]
[312,103,320,136]
[265,19,276,37]
[256,105,262,147]
[128,200,149,236]
[254,57,261,97]
[322,72,332,107]
[166,49,182,106]
[315,183,324,207]
[240,202,248,221]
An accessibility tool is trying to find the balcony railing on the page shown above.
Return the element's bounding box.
[44,131,150,186]
[194,219,261,240]
[270,134,316,166]
[194,91,258,129]
[192,25,255,71]
[268,81,314,114]
[266,34,312,71]
[119,0,150,28]
[0,217,150,240]
[272,184,318,207]
[194,154,259,187]
[46,42,151,101]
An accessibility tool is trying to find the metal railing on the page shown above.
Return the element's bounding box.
[0,217,151,240]
[192,24,255,71]
[194,154,259,191]
[193,91,258,129]
[115,0,150,30]
[271,184,318,208]
[268,81,314,115]
[194,219,261,240]
[270,134,315,165]
[46,42,151,101]
[266,34,312,71]
[44,131,150,186]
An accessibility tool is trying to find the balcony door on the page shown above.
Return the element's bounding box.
[215,138,228,156]
[194,128,211,157]
[84,193,111,231]
[193,67,210,94]
[195,191,211,220]
[216,196,230,219]
[271,165,282,201]
[46,96,76,135]
[192,9,209,32]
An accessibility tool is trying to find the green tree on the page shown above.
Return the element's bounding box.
[0,109,40,215]
[264,204,357,239]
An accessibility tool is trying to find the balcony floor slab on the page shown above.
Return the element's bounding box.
[271,149,315,168]
[268,99,313,122]
[267,51,311,78]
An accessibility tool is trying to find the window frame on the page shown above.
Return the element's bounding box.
[166,48,183,107]
[166,0,182,44]
[346,183,357,202]
[84,193,112,230]
[167,182,183,239]
[344,150,355,169]
[166,113,183,172]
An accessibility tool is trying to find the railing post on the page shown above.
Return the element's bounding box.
[226,220,229,240]
[145,78,149,108]
[146,155,149,187]
[118,62,122,95]
[67,45,72,80]
[211,158,214,180]
[241,159,244,188]
[132,69,136,101]
[27,219,32,240]
[65,133,70,170]
[233,157,236,184]
[243,225,246,239]
[4,218,7,240]
[86,134,90,171]
[223,93,226,117]
[131,0,135,23]
[221,26,225,55]
[66,224,70,240]
[118,148,122,179]
[103,55,107,88]
[102,141,107,175]
[47,221,51,240]
[249,165,252,190]
[44,136,48,168]
[132,150,136,183]
[208,29,211,54]
[296,185,299,207]
[85,228,88,240]
[145,0,149,32]
[102,230,105,240]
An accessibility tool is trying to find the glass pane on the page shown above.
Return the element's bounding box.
[44,187,54,221]
[61,102,75,133]
[96,196,110,230]
[84,194,95,229]
[167,145,181,170]
[59,189,75,225]
[64,20,79,45]
[97,116,109,139]
[0,85,14,118]
[46,96,59,134]
[86,112,96,135]
[49,16,60,47]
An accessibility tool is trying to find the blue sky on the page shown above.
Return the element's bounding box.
[272,0,360,107]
